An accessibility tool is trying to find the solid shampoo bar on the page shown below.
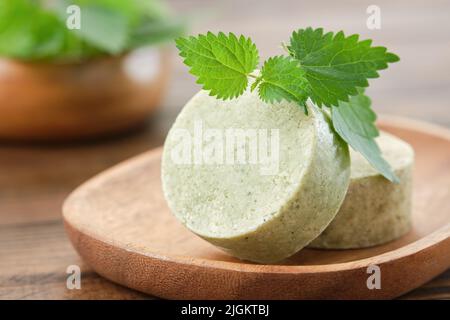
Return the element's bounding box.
[309,131,414,249]
[162,90,350,263]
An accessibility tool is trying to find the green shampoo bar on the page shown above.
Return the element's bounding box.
[162,90,350,263]
[310,131,414,249]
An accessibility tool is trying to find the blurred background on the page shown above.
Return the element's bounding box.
[1,0,449,299]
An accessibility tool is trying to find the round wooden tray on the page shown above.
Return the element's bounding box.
[63,117,450,299]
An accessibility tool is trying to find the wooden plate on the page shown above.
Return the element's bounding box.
[63,117,450,299]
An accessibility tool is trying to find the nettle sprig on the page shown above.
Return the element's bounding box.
[176,28,400,182]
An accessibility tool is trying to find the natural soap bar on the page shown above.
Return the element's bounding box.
[162,90,350,263]
[310,131,414,249]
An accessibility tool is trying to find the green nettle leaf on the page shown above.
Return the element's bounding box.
[176,29,401,182]
[0,0,183,61]
[256,56,309,107]
[289,27,400,107]
[0,0,65,60]
[176,32,259,99]
[75,5,128,54]
[129,19,186,49]
[331,91,399,182]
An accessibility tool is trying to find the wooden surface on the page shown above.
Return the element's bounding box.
[1,0,450,299]
[62,120,450,299]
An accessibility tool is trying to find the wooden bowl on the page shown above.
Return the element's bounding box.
[63,117,450,300]
[0,48,170,141]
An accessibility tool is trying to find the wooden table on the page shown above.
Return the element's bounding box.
[1,0,449,299]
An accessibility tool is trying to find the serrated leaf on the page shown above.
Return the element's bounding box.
[331,91,399,182]
[256,56,309,107]
[289,27,399,107]
[176,32,259,99]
